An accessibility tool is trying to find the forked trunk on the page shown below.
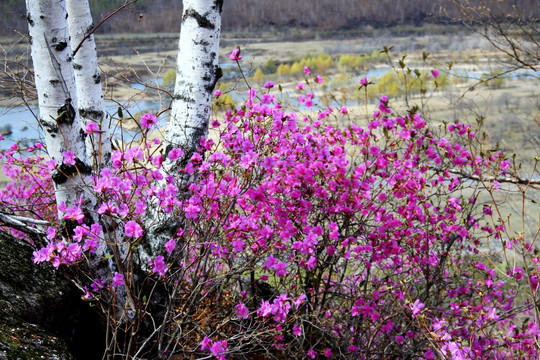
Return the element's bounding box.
[25,0,92,216]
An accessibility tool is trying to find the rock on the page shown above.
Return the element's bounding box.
[0,235,105,359]
[0,305,73,360]
[0,125,11,136]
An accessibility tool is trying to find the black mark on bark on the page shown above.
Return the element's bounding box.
[41,120,59,138]
[27,13,34,26]
[214,0,224,13]
[73,63,82,70]
[93,72,101,84]
[184,9,214,29]
[174,93,195,103]
[86,24,95,34]
[57,99,76,125]
[52,158,92,185]
[80,108,104,121]
[54,41,68,52]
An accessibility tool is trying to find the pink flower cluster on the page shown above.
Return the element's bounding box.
[0,70,538,359]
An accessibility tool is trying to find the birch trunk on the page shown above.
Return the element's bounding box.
[164,0,223,172]
[66,0,112,169]
[25,0,91,215]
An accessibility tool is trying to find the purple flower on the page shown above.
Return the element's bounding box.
[324,348,333,358]
[410,299,425,318]
[360,76,368,86]
[209,340,228,358]
[229,48,242,61]
[293,323,302,336]
[84,122,99,134]
[235,301,249,319]
[274,262,287,277]
[63,205,84,223]
[264,81,274,89]
[315,75,323,84]
[46,227,56,240]
[125,221,143,238]
[214,89,222,97]
[151,255,168,276]
[432,69,440,78]
[165,239,175,254]
[62,151,76,165]
[307,256,317,270]
[201,336,212,351]
[140,113,157,129]
[168,148,184,162]
[112,272,124,287]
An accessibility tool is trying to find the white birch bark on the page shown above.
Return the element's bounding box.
[25,0,91,214]
[164,0,223,172]
[66,0,112,169]
[141,0,223,261]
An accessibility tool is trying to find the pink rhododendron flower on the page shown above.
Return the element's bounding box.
[235,301,249,319]
[214,89,222,97]
[85,122,99,134]
[410,299,425,318]
[64,205,84,223]
[229,48,242,60]
[150,255,167,276]
[264,81,274,89]
[210,340,228,359]
[324,348,333,358]
[303,66,311,74]
[112,272,124,287]
[168,148,184,162]
[432,69,440,78]
[140,113,157,129]
[165,239,175,254]
[315,75,323,84]
[201,336,212,351]
[293,323,302,336]
[124,220,143,238]
[62,150,76,165]
[360,76,368,86]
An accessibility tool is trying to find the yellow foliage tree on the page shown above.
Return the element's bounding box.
[252,68,264,84]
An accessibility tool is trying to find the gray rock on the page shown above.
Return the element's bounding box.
[0,234,105,359]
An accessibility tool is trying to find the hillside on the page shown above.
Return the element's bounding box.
[1,0,538,36]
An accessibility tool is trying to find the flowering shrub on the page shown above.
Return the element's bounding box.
[0,61,539,359]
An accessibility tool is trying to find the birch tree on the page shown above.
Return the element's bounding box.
[66,0,112,169]
[1,0,226,357]
[25,0,92,219]
[165,0,223,172]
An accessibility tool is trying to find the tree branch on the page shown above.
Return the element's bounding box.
[429,166,540,189]
[0,212,47,237]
